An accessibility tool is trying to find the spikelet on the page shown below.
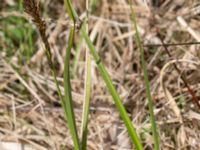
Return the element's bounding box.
[23,0,39,18]
[23,0,52,68]
[23,0,46,34]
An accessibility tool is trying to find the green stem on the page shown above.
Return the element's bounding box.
[64,0,78,21]
[80,1,92,149]
[128,1,160,150]
[80,52,91,149]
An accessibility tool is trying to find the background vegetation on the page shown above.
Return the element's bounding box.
[0,0,200,149]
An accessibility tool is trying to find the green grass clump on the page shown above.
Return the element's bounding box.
[1,16,36,62]
[22,0,161,149]
[1,2,36,62]
[64,0,144,149]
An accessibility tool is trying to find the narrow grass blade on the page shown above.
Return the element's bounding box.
[64,27,80,150]
[80,1,92,148]
[72,37,83,77]
[128,1,160,150]
[64,0,78,21]
[81,28,144,150]
[80,50,91,150]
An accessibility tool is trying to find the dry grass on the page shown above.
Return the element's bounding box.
[1,0,200,149]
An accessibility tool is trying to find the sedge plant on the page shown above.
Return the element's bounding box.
[64,0,144,149]
[24,0,145,149]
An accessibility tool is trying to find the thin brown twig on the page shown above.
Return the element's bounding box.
[143,41,200,47]
[160,38,200,109]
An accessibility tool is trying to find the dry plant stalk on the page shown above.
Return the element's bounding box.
[159,37,200,109]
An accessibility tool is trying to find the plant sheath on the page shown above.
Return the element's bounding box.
[80,1,92,149]
[64,27,80,150]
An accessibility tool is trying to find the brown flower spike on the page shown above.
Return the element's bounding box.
[23,0,53,68]
[24,0,44,28]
